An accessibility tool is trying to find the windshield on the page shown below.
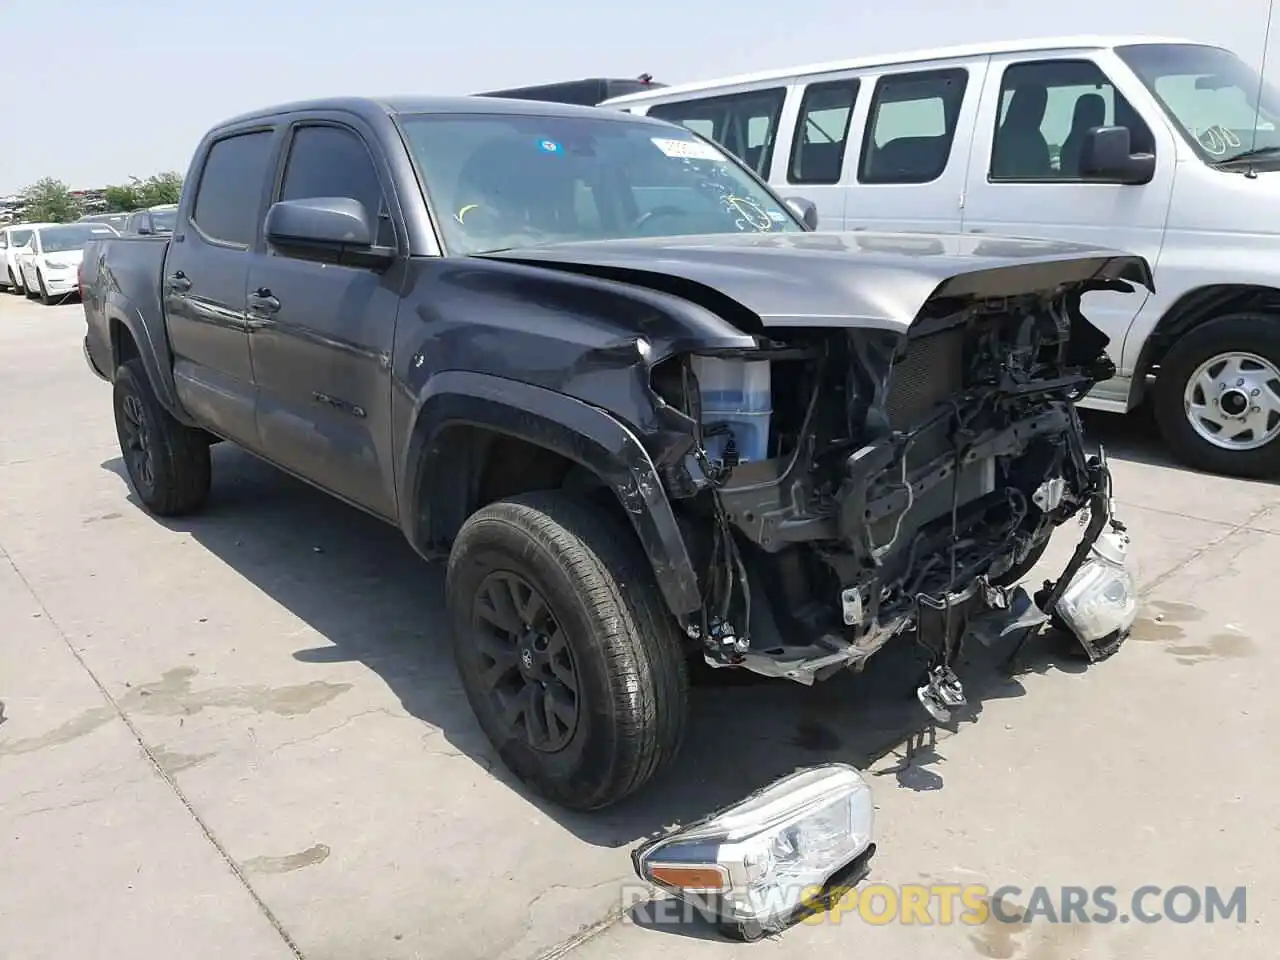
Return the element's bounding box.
[40,224,114,253]
[150,208,177,232]
[397,112,803,255]
[1116,43,1280,162]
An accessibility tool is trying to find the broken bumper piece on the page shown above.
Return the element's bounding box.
[977,448,1138,663]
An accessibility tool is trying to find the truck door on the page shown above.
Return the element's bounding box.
[245,118,404,519]
[959,52,1175,409]
[163,128,275,445]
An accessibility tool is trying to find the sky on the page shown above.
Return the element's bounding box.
[2,0,1279,193]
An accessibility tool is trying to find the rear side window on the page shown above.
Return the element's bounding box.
[191,130,274,246]
[858,68,969,184]
[647,88,787,177]
[789,79,860,184]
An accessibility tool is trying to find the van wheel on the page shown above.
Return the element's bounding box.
[446,490,689,811]
[112,359,212,516]
[1153,313,1280,478]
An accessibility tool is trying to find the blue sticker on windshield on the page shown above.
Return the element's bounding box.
[538,139,562,153]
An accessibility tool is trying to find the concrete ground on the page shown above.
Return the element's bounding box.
[0,293,1273,960]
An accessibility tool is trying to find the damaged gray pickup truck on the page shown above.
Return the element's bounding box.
[80,95,1149,811]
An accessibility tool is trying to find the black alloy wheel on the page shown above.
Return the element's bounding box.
[119,390,157,498]
[469,569,581,753]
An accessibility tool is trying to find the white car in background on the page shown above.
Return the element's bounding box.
[1,222,53,294]
[17,222,117,305]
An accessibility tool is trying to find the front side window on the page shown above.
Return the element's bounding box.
[191,130,274,246]
[1117,42,1280,164]
[9,229,32,249]
[789,79,860,185]
[149,208,177,233]
[277,125,391,246]
[991,59,1153,180]
[645,88,788,176]
[397,112,803,256]
[859,68,968,184]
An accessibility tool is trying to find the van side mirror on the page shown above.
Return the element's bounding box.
[1080,126,1156,185]
[784,196,819,230]
[265,197,396,267]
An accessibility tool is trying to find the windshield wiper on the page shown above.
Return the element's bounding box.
[1211,145,1280,164]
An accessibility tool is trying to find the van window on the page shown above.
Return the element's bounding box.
[858,68,968,184]
[789,79,860,185]
[646,88,787,176]
[991,59,1153,180]
[191,130,274,247]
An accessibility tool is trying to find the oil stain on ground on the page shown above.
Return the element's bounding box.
[1169,631,1257,665]
[242,843,330,875]
[0,667,352,757]
[151,745,215,775]
[1129,600,1205,643]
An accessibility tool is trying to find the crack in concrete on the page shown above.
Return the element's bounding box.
[0,540,308,960]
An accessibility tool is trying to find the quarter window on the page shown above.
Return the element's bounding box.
[990,59,1154,180]
[789,79,860,184]
[191,130,274,246]
[859,68,968,184]
[647,88,788,177]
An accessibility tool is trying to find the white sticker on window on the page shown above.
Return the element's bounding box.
[651,137,725,161]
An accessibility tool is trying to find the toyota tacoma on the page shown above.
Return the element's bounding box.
[80,95,1149,810]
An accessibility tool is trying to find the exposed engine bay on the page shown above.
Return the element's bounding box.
[649,282,1137,716]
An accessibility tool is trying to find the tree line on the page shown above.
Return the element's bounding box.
[16,172,184,223]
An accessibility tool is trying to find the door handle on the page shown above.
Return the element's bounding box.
[166,271,191,293]
[247,288,280,314]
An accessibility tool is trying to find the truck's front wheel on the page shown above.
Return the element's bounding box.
[112,359,212,516]
[1153,313,1280,478]
[446,490,689,811]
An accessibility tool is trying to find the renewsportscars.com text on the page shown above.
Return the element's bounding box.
[621,883,1248,927]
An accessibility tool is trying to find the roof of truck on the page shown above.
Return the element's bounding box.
[600,35,1216,105]
[214,94,654,131]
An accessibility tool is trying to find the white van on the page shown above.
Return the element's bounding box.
[602,35,1280,479]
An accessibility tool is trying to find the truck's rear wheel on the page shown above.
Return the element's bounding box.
[446,490,689,810]
[1153,313,1280,478]
[112,358,212,516]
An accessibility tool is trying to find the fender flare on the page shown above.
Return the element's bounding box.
[103,288,198,426]
[399,370,702,622]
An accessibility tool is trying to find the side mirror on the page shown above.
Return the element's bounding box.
[1079,126,1156,185]
[784,196,819,230]
[265,197,395,266]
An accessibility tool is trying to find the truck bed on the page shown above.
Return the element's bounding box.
[81,234,171,383]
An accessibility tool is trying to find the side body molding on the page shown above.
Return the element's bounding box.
[399,370,703,622]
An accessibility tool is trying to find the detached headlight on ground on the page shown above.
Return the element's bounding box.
[1055,523,1138,651]
[631,763,875,941]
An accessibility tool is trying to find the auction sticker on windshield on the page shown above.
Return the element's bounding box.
[651,137,725,161]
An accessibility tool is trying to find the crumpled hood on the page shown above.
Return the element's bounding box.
[482,230,1154,332]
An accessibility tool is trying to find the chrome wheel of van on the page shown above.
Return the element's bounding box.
[1181,350,1280,452]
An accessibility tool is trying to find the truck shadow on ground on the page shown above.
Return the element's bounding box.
[97,414,1149,850]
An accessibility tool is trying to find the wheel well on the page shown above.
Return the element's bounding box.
[419,425,621,548]
[1136,284,1280,392]
[110,317,140,371]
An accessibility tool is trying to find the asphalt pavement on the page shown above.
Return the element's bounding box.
[1,294,1274,959]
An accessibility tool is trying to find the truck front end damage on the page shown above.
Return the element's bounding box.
[640,256,1148,718]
